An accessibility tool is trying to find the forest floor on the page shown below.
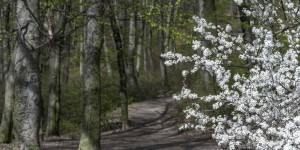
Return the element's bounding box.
[0,96,219,150]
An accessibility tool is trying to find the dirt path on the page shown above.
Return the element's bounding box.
[0,97,219,150]
[100,96,219,150]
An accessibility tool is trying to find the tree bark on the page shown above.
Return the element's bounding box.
[46,4,66,136]
[143,22,147,73]
[103,34,113,78]
[202,0,216,92]
[127,0,139,91]
[159,1,172,88]
[147,25,154,71]
[13,0,41,149]
[0,3,13,144]
[78,0,103,149]
[62,33,71,84]
[159,28,167,87]
[108,1,129,130]
[136,15,143,76]
[0,5,3,102]
[0,51,15,144]
[147,0,154,71]
[79,0,85,77]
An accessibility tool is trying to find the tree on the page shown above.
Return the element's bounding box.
[78,0,103,149]
[13,0,42,149]
[164,0,300,149]
[158,2,167,87]
[127,0,139,92]
[103,34,113,78]
[45,2,66,136]
[136,11,143,76]
[108,1,130,130]
[0,2,13,143]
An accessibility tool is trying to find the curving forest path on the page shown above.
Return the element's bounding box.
[1,97,219,150]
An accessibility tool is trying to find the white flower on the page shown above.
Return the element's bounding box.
[226,24,232,32]
[203,48,212,57]
[287,3,294,9]
[234,0,243,5]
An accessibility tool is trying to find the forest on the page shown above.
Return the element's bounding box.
[1,0,300,150]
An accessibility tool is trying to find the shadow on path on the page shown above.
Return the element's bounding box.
[101,97,219,150]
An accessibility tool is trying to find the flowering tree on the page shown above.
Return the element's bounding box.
[163,0,300,149]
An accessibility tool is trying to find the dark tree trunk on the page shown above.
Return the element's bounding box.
[108,1,130,130]
[0,3,13,144]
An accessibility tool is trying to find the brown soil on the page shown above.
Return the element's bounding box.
[0,97,219,150]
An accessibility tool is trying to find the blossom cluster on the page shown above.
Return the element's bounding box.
[163,0,300,149]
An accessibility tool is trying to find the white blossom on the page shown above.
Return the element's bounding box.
[162,1,300,149]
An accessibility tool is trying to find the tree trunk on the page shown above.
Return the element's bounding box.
[46,4,66,136]
[0,49,15,138]
[159,28,167,87]
[46,43,60,136]
[0,6,3,102]
[171,0,180,53]
[0,3,13,144]
[160,1,172,88]
[199,0,204,17]
[0,51,15,144]
[78,1,103,149]
[136,16,143,76]
[147,0,154,71]
[13,0,41,149]
[103,34,113,78]
[109,2,129,130]
[127,0,139,91]
[202,0,216,92]
[79,0,85,76]
[62,33,71,84]
[143,22,147,73]
[147,25,154,71]
[61,1,72,84]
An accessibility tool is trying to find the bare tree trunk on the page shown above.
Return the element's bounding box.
[0,6,3,101]
[159,27,167,87]
[13,0,41,149]
[103,34,113,78]
[136,16,143,76]
[143,22,147,73]
[201,0,216,92]
[78,1,103,149]
[0,51,15,144]
[0,3,13,144]
[160,1,173,88]
[158,7,166,86]
[46,44,60,136]
[127,0,139,91]
[147,25,154,71]
[62,1,72,84]
[170,0,180,53]
[109,1,129,130]
[79,0,85,76]
[46,4,66,136]
[62,33,70,84]
[147,0,154,71]
[199,0,204,17]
